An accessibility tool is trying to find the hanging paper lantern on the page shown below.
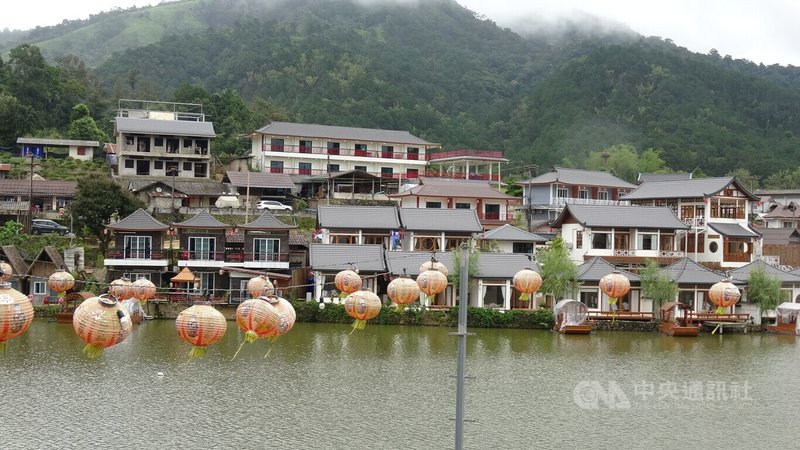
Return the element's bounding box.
[600,271,630,304]
[513,268,543,301]
[708,279,741,314]
[334,269,362,298]
[109,277,133,300]
[131,278,157,301]
[0,282,34,352]
[48,271,75,299]
[236,299,280,342]
[247,275,274,298]
[387,275,420,309]
[343,290,382,332]
[262,296,296,340]
[0,261,13,283]
[175,304,227,358]
[72,294,132,358]
[416,269,448,304]
[420,259,449,277]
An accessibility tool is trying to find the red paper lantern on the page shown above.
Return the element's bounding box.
[72,295,132,358]
[416,269,448,304]
[247,275,274,298]
[343,290,382,331]
[261,296,296,340]
[708,279,741,313]
[513,269,543,301]
[131,278,157,301]
[335,269,362,297]
[109,278,133,300]
[0,282,34,352]
[175,304,228,358]
[420,260,449,277]
[388,276,420,308]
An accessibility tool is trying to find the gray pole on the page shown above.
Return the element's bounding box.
[454,243,470,449]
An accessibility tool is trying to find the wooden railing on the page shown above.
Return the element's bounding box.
[589,311,654,321]
[688,312,750,322]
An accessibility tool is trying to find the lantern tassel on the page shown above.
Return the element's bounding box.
[519,292,530,301]
[609,298,617,323]
[339,292,348,299]
[396,304,406,312]
[83,344,104,359]
[0,341,5,354]
[244,330,258,343]
[189,346,207,359]
[231,335,253,361]
[263,345,273,358]
[715,306,726,315]
[350,319,367,334]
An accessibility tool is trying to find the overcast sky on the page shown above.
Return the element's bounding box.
[2,0,799,67]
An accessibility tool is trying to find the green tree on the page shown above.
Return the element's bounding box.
[537,236,578,300]
[747,267,783,319]
[639,259,678,311]
[0,220,24,246]
[68,177,144,256]
[67,103,108,142]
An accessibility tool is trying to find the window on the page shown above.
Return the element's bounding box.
[155,137,164,147]
[270,138,285,152]
[709,241,719,253]
[455,203,471,209]
[580,290,598,309]
[125,136,134,146]
[381,167,393,177]
[406,168,419,178]
[576,230,583,248]
[637,233,657,250]
[426,202,442,208]
[512,242,533,254]
[122,273,150,281]
[407,147,419,160]
[124,159,134,169]
[194,163,207,177]
[183,162,192,171]
[154,161,164,170]
[197,272,215,295]
[598,190,609,201]
[270,160,284,173]
[484,204,500,220]
[330,234,357,244]
[354,165,367,173]
[327,164,339,173]
[299,140,312,153]
[591,232,611,249]
[124,236,152,259]
[557,186,568,198]
[34,281,47,295]
[327,142,340,155]
[299,162,312,175]
[184,139,193,148]
[136,160,150,176]
[355,144,368,156]
[77,147,85,156]
[189,237,216,260]
[678,291,694,308]
[166,162,179,176]
[253,238,280,261]
[381,146,394,158]
[578,188,589,199]
[415,236,441,251]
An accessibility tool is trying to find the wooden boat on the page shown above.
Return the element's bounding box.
[658,302,699,336]
[766,302,800,335]
[553,299,592,334]
[55,291,94,323]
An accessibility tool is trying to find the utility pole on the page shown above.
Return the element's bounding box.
[451,243,473,449]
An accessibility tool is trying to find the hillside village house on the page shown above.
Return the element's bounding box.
[309,244,386,302]
[517,167,636,226]
[104,208,170,283]
[316,205,401,249]
[621,177,762,269]
[0,179,76,219]
[17,137,99,162]
[398,208,483,252]
[574,257,642,312]
[752,188,800,217]
[479,224,548,254]
[756,226,800,268]
[760,203,800,229]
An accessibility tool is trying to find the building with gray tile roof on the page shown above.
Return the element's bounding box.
[224,171,297,189]
[385,251,455,276]
[661,258,736,285]
[551,204,689,229]
[116,117,216,137]
[636,172,693,183]
[240,211,295,230]
[475,253,539,278]
[17,137,100,147]
[621,177,759,201]
[254,121,436,146]
[708,223,760,239]
[392,178,516,200]
[481,224,548,243]
[318,205,401,230]
[732,259,800,284]
[518,167,635,189]
[107,208,169,231]
[309,244,386,272]
[577,257,640,282]
[399,208,483,233]
[173,209,230,229]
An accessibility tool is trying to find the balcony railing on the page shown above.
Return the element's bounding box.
[261,144,426,161]
[426,149,504,161]
[554,197,627,207]
[477,211,514,222]
[177,250,289,263]
[120,144,209,156]
[264,166,502,181]
[106,250,167,259]
[611,249,686,257]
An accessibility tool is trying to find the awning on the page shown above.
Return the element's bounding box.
[171,267,198,283]
[708,223,760,238]
[215,195,241,208]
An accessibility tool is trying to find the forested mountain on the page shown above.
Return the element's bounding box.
[3,0,800,185]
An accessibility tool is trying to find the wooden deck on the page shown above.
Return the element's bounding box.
[689,312,750,323]
[588,311,654,321]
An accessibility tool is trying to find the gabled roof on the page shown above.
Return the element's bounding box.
[637,172,692,183]
[1,245,29,278]
[385,251,455,276]
[481,224,548,243]
[17,137,99,147]
[551,204,688,229]
[763,204,800,219]
[390,178,517,200]
[223,171,296,189]
[173,210,230,229]
[661,258,735,285]
[309,244,385,271]
[517,167,635,189]
[577,257,640,282]
[399,208,483,233]
[731,259,800,284]
[0,180,77,196]
[475,253,539,278]
[317,205,400,230]
[27,246,66,274]
[125,178,232,196]
[116,117,216,137]
[708,222,760,238]
[254,121,437,146]
[239,211,295,230]
[755,227,800,245]
[107,208,169,231]
[621,177,760,201]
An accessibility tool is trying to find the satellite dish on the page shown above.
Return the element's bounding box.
[156,187,163,193]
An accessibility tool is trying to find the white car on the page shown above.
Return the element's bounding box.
[256,200,293,211]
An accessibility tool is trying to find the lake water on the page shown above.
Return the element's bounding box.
[0,319,796,448]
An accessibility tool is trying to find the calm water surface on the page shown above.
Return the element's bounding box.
[0,319,796,449]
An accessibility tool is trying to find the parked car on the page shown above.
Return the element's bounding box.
[31,219,69,235]
[256,200,293,211]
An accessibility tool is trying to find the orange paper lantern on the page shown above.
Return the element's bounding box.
[600,271,630,301]
[513,269,543,301]
[72,295,132,358]
[387,276,420,308]
[175,304,227,358]
[48,271,75,296]
[0,283,34,352]
[109,278,133,300]
[708,279,741,313]
[131,278,157,301]
[262,296,296,339]
[0,262,13,283]
[420,259,449,277]
[236,298,280,342]
[343,290,382,331]
[247,275,274,298]
[335,269,362,297]
[416,269,448,304]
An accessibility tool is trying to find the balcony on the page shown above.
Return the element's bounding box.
[120,144,209,158]
[477,211,514,225]
[260,144,426,161]
[426,149,504,161]
[241,251,290,269]
[554,197,627,207]
[104,249,169,267]
[424,169,501,181]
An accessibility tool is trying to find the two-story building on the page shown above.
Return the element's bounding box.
[250,121,438,192]
[398,208,483,252]
[621,177,761,269]
[104,208,170,283]
[316,205,401,249]
[479,224,548,254]
[517,167,636,227]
